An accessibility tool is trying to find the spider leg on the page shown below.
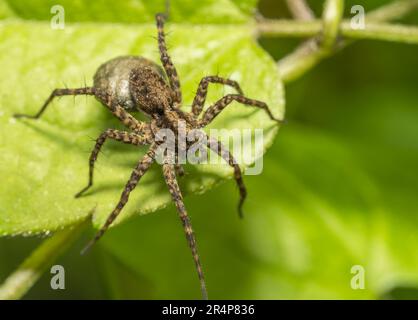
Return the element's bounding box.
[175,164,185,177]
[174,145,186,176]
[198,94,283,127]
[106,102,151,133]
[155,13,182,104]
[191,76,244,117]
[162,162,208,300]
[81,144,157,255]
[13,87,95,119]
[206,135,247,218]
[75,129,151,198]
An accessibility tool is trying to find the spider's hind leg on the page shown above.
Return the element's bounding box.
[162,162,207,300]
[14,87,95,119]
[75,129,150,198]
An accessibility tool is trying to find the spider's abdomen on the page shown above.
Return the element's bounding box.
[93,56,166,110]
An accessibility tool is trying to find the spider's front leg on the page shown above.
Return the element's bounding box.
[206,136,247,219]
[75,129,151,198]
[175,164,185,177]
[162,161,207,300]
[156,13,182,104]
[81,144,157,254]
[13,87,95,119]
[191,76,244,116]
[198,94,284,127]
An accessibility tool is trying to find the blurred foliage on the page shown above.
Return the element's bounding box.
[1,0,418,299]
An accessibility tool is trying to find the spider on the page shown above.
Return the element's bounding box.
[14,13,282,299]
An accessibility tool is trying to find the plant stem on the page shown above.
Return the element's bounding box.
[264,0,418,83]
[286,0,315,20]
[258,0,418,38]
[366,0,418,21]
[277,0,345,83]
[257,19,321,37]
[258,20,418,44]
[343,22,418,43]
[0,218,89,300]
[322,0,345,50]
[261,0,418,37]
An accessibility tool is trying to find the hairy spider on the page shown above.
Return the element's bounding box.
[14,13,281,299]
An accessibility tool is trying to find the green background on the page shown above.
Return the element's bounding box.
[1,0,418,299]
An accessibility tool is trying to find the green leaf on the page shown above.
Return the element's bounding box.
[0,0,284,235]
[1,0,257,24]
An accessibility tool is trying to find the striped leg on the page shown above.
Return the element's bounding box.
[75,129,151,198]
[107,103,151,133]
[156,13,182,104]
[199,94,283,127]
[206,136,247,218]
[191,76,243,116]
[162,163,207,300]
[81,144,157,254]
[14,87,95,119]
[175,164,185,177]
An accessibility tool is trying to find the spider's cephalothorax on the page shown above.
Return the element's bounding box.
[14,13,282,300]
